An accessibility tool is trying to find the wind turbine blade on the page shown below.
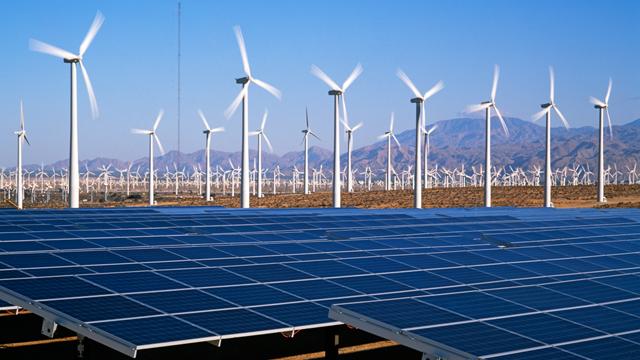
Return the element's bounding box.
[249,131,260,136]
[466,102,492,113]
[549,66,556,104]
[131,128,150,135]
[606,108,613,138]
[342,63,363,91]
[553,105,570,129]
[377,133,389,140]
[491,64,500,102]
[79,11,105,57]
[305,107,309,129]
[351,122,363,132]
[310,65,340,90]
[154,133,165,155]
[260,109,268,131]
[262,133,274,152]
[341,92,349,128]
[210,127,225,133]
[423,80,444,101]
[24,134,31,146]
[233,26,251,77]
[390,112,395,132]
[224,86,248,119]
[589,96,606,107]
[531,107,550,122]
[198,109,211,130]
[153,109,164,131]
[29,39,77,60]
[392,133,401,148]
[340,118,351,131]
[20,100,25,131]
[605,78,612,104]
[228,159,234,169]
[427,124,438,135]
[253,78,282,100]
[79,61,99,118]
[396,69,422,99]
[309,131,321,141]
[493,105,509,137]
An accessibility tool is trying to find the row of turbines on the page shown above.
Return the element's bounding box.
[10,11,618,210]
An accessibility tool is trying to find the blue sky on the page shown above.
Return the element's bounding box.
[0,0,638,167]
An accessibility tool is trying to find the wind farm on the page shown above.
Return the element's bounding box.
[1,2,640,360]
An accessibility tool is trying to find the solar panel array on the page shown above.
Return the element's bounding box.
[0,207,639,358]
[331,210,640,360]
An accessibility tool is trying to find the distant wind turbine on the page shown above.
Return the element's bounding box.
[301,108,320,195]
[311,63,363,208]
[397,69,444,208]
[532,67,570,208]
[341,118,363,193]
[15,101,30,210]
[466,65,509,207]
[590,78,614,203]
[225,26,281,208]
[29,11,104,209]
[198,110,224,202]
[423,124,437,189]
[131,110,165,206]
[378,113,401,191]
[250,110,273,198]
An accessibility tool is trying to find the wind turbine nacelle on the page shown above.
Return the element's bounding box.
[594,104,607,109]
[235,77,250,84]
[328,90,342,96]
[63,58,80,64]
[540,103,552,108]
[410,97,423,104]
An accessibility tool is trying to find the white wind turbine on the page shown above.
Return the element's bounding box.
[225,26,281,208]
[249,110,273,198]
[378,113,401,191]
[466,65,509,207]
[301,108,321,195]
[198,110,224,202]
[590,78,613,203]
[423,124,437,189]
[311,63,363,207]
[131,110,165,206]
[532,67,570,208]
[15,101,30,210]
[397,69,444,208]
[30,11,104,209]
[341,118,363,193]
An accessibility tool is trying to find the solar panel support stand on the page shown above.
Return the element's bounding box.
[207,339,221,347]
[324,327,339,360]
[77,334,85,359]
[41,318,58,338]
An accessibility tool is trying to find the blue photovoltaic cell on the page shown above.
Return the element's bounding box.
[488,313,604,344]
[273,279,361,300]
[179,308,286,335]
[92,316,213,346]
[560,336,640,360]
[226,264,312,283]
[58,251,132,265]
[420,292,530,319]
[415,322,543,357]
[131,289,234,313]
[160,268,250,288]
[205,284,301,306]
[44,295,159,322]
[287,260,367,277]
[491,347,584,359]
[554,306,640,333]
[256,302,331,326]
[82,272,186,293]
[489,286,590,310]
[0,276,109,300]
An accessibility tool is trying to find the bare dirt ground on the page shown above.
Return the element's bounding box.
[5,185,640,209]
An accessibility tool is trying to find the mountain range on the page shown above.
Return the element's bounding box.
[17,117,640,175]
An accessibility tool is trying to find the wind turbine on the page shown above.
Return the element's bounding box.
[15,101,30,210]
[397,69,444,208]
[131,110,165,206]
[341,118,363,193]
[301,108,321,195]
[249,110,273,198]
[532,67,570,208]
[590,78,613,203]
[423,124,437,189]
[466,65,509,207]
[378,113,401,191]
[29,11,104,209]
[198,110,224,202]
[224,26,281,208]
[311,63,363,208]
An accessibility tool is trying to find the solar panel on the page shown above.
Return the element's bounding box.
[0,206,640,359]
